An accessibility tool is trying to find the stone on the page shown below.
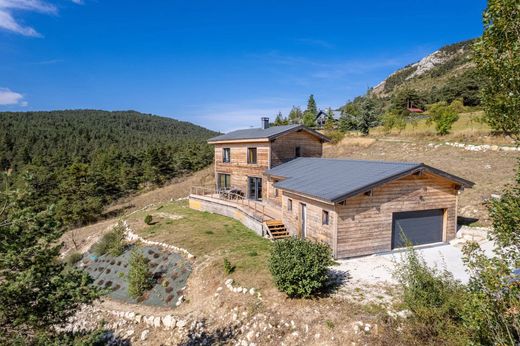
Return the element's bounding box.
[162,315,175,329]
[225,278,233,286]
[153,316,161,328]
[134,314,142,323]
[217,287,223,292]
[249,288,255,295]
[140,330,149,341]
[397,310,412,319]
[177,319,187,328]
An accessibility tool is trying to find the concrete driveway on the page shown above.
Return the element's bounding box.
[335,240,495,286]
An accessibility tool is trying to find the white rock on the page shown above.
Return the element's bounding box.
[162,315,175,329]
[140,330,149,341]
[177,320,187,328]
[153,316,161,328]
[249,288,255,295]
[225,278,233,286]
[217,287,223,292]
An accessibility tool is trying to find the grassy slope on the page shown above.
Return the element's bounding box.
[128,201,273,290]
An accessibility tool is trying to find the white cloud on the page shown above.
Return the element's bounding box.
[0,0,80,37]
[0,87,26,105]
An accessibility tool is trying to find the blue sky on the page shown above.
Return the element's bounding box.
[0,0,486,132]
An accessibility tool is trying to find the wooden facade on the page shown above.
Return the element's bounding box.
[334,172,458,258]
[206,123,469,259]
[272,171,460,258]
[212,130,324,201]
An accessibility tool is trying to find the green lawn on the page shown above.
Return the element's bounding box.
[128,201,273,289]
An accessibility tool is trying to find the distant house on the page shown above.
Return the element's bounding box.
[190,117,474,258]
[315,109,342,128]
[407,107,424,114]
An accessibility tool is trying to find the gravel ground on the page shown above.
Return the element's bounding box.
[335,240,495,286]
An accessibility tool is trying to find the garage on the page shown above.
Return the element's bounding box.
[392,209,444,249]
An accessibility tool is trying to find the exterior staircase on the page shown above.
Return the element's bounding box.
[264,220,290,240]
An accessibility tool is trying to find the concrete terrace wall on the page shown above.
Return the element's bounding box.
[188,195,265,236]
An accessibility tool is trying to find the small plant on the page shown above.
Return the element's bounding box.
[91,222,126,257]
[426,102,460,136]
[127,249,154,299]
[223,258,235,275]
[325,320,335,330]
[64,252,83,266]
[248,251,258,257]
[118,272,125,278]
[205,230,214,235]
[144,214,153,225]
[269,238,334,298]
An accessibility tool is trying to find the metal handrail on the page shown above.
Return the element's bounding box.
[190,185,266,222]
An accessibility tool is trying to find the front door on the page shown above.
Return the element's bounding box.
[300,203,307,238]
[248,177,262,201]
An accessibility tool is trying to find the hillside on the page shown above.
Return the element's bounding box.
[0,110,217,227]
[344,40,480,113]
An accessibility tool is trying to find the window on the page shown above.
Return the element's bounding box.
[295,146,301,157]
[287,198,292,211]
[222,148,230,163]
[322,210,329,225]
[247,147,257,164]
[218,173,231,189]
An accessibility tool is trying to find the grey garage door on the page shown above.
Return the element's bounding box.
[392,209,444,249]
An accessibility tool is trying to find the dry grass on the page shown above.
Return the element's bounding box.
[369,111,515,145]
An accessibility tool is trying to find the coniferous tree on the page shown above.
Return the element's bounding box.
[288,106,303,124]
[0,183,100,343]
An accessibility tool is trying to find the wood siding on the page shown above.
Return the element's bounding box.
[270,131,323,167]
[214,142,269,199]
[281,191,336,250]
[335,173,458,258]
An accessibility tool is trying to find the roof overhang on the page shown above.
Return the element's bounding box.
[269,163,474,205]
[207,125,330,144]
[208,138,270,144]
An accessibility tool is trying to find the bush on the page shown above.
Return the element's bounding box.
[269,238,334,298]
[144,215,153,225]
[91,222,126,257]
[64,252,83,266]
[324,129,345,144]
[381,111,406,134]
[393,247,471,344]
[127,249,153,299]
[426,102,460,135]
[223,258,235,275]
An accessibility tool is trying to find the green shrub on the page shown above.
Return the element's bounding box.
[91,222,126,257]
[269,238,334,298]
[64,252,83,266]
[144,215,153,225]
[393,247,470,344]
[381,111,406,134]
[127,249,153,299]
[426,102,460,135]
[324,129,345,144]
[223,258,235,275]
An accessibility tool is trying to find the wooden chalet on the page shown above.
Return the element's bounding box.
[190,117,474,258]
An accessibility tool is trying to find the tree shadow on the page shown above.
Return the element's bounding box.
[319,268,350,297]
[457,216,480,229]
[178,319,238,346]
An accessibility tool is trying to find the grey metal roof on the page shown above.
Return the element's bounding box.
[316,110,342,120]
[265,157,473,203]
[208,124,329,143]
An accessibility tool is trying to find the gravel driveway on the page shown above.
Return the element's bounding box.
[335,240,495,286]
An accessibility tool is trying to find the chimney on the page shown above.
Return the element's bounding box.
[261,117,269,129]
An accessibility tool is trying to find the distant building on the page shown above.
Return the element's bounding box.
[315,109,342,128]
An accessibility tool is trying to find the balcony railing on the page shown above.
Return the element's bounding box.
[190,186,267,222]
